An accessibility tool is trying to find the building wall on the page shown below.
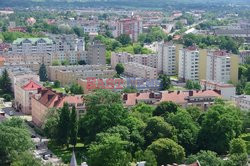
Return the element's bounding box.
[199,49,207,80]
[230,54,239,84]
[31,97,48,126]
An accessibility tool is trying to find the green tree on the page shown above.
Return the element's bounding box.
[38,64,48,82]
[134,150,157,166]
[244,82,250,95]
[153,101,179,116]
[70,83,83,94]
[57,103,70,147]
[0,69,11,93]
[0,118,33,165]
[144,117,176,146]
[198,104,243,154]
[159,74,171,90]
[78,90,128,142]
[117,34,131,45]
[175,21,184,29]
[185,150,223,166]
[42,108,59,139]
[166,110,200,154]
[11,151,42,166]
[131,103,154,122]
[70,106,78,147]
[115,63,124,75]
[53,80,61,88]
[87,134,131,166]
[147,138,185,165]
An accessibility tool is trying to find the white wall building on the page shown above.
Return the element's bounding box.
[206,50,231,83]
[231,95,250,111]
[158,42,177,75]
[200,80,236,100]
[124,62,157,79]
[178,46,199,81]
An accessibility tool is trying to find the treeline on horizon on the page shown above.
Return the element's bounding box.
[0,0,249,9]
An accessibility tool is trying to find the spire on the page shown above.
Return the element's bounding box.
[70,151,77,166]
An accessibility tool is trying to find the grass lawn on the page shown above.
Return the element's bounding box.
[52,87,66,94]
[48,140,86,164]
[169,86,187,91]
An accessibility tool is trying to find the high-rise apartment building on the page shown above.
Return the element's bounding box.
[157,42,181,75]
[178,46,200,81]
[114,17,142,42]
[87,41,106,65]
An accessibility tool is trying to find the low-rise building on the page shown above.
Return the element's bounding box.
[14,80,42,114]
[123,90,221,110]
[231,95,250,111]
[32,88,85,126]
[200,80,236,100]
[123,62,158,79]
[48,65,115,86]
[239,50,250,64]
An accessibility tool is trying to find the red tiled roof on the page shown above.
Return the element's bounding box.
[22,80,42,91]
[192,90,221,97]
[35,88,83,108]
[160,91,189,104]
[0,56,5,62]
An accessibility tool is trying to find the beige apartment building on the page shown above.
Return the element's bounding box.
[32,88,85,126]
[14,80,42,114]
[48,65,116,86]
[111,52,158,69]
[123,62,157,79]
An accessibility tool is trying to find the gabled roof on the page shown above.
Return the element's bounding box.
[22,80,42,91]
[13,38,53,45]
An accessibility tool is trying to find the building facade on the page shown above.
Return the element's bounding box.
[231,95,250,111]
[123,62,157,79]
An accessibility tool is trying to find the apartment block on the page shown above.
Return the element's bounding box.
[111,52,157,69]
[231,95,250,111]
[113,17,143,42]
[157,42,181,75]
[206,50,232,83]
[178,46,200,81]
[6,66,40,91]
[123,62,157,79]
[239,50,250,64]
[48,65,115,86]
[14,80,42,115]
[87,41,106,65]
[200,80,236,100]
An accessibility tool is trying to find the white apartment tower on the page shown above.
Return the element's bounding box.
[178,46,199,81]
[206,50,231,83]
[158,42,177,75]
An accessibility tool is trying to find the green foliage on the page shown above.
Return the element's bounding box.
[116,34,131,45]
[229,138,247,154]
[134,150,157,166]
[87,134,131,166]
[185,80,201,90]
[0,118,34,165]
[159,74,171,90]
[0,31,43,42]
[147,138,185,165]
[0,69,12,94]
[42,108,60,139]
[70,83,83,94]
[175,21,184,29]
[39,64,48,82]
[57,103,71,146]
[52,60,61,66]
[166,110,200,154]
[115,63,124,75]
[186,106,202,122]
[131,103,154,122]
[185,150,223,166]
[78,90,128,142]
[182,34,241,54]
[144,116,177,146]
[11,151,42,166]
[53,80,61,88]
[122,86,138,93]
[198,104,243,154]
[138,26,167,43]
[70,106,78,147]
[153,101,179,116]
[244,82,250,95]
